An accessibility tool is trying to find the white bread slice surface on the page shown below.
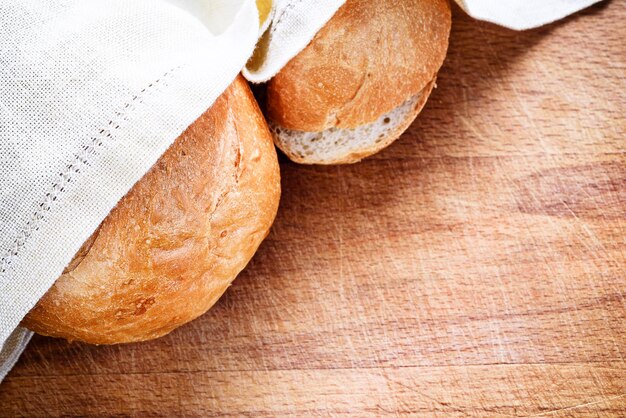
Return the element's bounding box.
[265,0,451,165]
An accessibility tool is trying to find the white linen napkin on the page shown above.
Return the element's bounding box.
[455,0,603,30]
[0,0,602,382]
[243,0,346,82]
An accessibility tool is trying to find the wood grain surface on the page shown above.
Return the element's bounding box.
[1,2,625,416]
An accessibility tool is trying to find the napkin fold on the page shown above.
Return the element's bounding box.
[454,0,603,30]
[244,0,346,82]
[0,328,31,382]
[0,0,604,383]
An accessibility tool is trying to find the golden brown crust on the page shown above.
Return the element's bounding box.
[22,76,281,344]
[266,0,451,132]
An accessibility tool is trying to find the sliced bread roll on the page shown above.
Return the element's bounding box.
[266,0,451,164]
[22,76,281,344]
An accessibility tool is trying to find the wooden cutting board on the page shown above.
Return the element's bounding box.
[1,2,624,416]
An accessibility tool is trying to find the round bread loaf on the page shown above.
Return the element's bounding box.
[266,0,451,164]
[22,76,281,344]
